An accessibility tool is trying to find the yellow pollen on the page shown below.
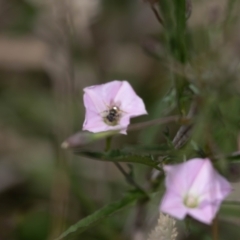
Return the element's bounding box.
[183,195,199,208]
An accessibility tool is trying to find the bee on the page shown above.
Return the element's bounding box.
[104,106,121,126]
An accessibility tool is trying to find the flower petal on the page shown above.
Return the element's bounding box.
[117,114,130,134]
[213,171,232,199]
[160,190,187,220]
[83,86,107,113]
[83,109,107,133]
[84,81,124,110]
[161,158,232,225]
[82,81,147,134]
[99,80,123,105]
[188,159,232,201]
[187,201,220,224]
[113,81,147,116]
[187,159,214,196]
[164,159,206,196]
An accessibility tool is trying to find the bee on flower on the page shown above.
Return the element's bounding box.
[82,80,147,134]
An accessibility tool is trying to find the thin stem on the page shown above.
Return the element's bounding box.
[113,162,147,195]
[149,101,197,189]
[184,217,191,237]
[151,5,164,26]
[62,115,191,149]
[128,115,190,132]
[104,137,148,196]
[212,216,218,240]
[105,136,112,152]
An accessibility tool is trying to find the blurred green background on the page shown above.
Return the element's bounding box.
[1,0,240,239]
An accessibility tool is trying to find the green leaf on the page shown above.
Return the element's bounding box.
[56,190,145,240]
[226,153,240,162]
[75,150,161,170]
[219,201,240,219]
[123,144,171,154]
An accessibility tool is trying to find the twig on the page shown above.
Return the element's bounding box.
[130,105,195,240]
[212,216,218,240]
[43,1,75,239]
[62,115,191,149]
[105,137,148,196]
[150,101,198,183]
[105,137,148,240]
[172,101,198,148]
[128,115,190,132]
[113,162,147,195]
[150,5,164,25]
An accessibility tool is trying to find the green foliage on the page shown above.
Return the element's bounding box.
[75,149,161,170]
[219,201,240,219]
[140,88,177,144]
[6,0,37,35]
[17,211,50,240]
[0,89,54,137]
[123,143,172,154]
[56,190,145,240]
[2,0,240,239]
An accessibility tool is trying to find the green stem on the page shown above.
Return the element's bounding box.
[184,216,191,236]
[114,162,147,195]
[151,5,164,26]
[104,137,148,197]
[223,0,237,29]
[159,0,189,114]
[105,136,112,152]
[212,216,218,240]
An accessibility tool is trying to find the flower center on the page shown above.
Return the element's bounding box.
[103,106,121,126]
[183,194,199,208]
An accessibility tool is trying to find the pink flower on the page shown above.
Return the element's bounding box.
[160,158,232,224]
[82,80,147,134]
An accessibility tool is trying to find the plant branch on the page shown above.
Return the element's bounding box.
[62,115,190,149]
[212,216,218,240]
[150,101,198,185]
[151,5,164,25]
[128,115,190,132]
[114,162,147,195]
[105,138,148,196]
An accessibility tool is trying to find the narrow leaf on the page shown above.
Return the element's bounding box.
[75,150,161,170]
[56,190,145,240]
[219,201,240,218]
